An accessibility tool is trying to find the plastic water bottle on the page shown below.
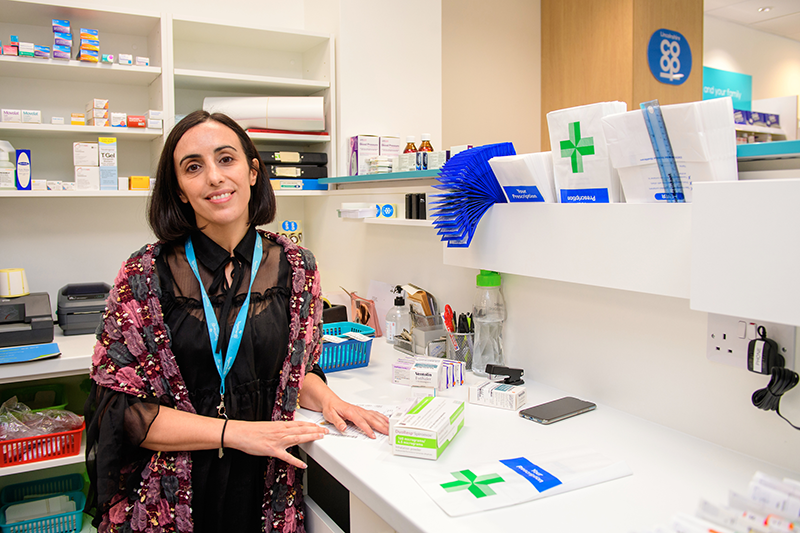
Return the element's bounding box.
[472,270,506,376]
[385,286,410,344]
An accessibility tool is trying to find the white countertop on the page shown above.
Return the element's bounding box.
[301,339,800,533]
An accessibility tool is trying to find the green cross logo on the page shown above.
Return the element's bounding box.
[440,469,505,498]
[560,121,595,173]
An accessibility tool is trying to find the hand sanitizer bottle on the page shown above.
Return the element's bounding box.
[385,286,410,344]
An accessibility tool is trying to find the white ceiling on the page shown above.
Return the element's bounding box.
[705,0,800,42]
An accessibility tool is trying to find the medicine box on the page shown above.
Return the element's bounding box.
[270,179,327,191]
[468,380,527,410]
[78,49,99,62]
[51,117,65,125]
[73,143,99,166]
[53,32,72,47]
[379,136,401,158]
[80,39,99,52]
[101,54,114,63]
[147,119,163,130]
[52,44,71,60]
[86,99,109,111]
[135,56,149,66]
[99,137,117,167]
[392,397,465,460]
[71,114,85,126]
[31,179,47,191]
[147,110,164,120]
[397,152,417,172]
[86,109,109,119]
[18,42,34,57]
[52,19,70,33]
[88,118,109,127]
[34,45,50,58]
[16,150,31,190]
[21,110,41,124]
[118,53,132,65]
[110,113,127,127]
[47,180,63,191]
[348,135,379,176]
[100,167,118,190]
[75,166,100,190]
[127,115,146,128]
[80,28,99,40]
[0,110,19,123]
[129,176,150,190]
[1,45,17,56]
[62,181,75,191]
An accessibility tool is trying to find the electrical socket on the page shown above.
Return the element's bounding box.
[707,313,796,371]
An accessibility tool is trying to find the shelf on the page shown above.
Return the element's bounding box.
[0,55,161,86]
[442,202,692,299]
[0,123,163,140]
[174,69,329,95]
[0,332,94,385]
[363,218,433,227]
[173,18,330,52]
[247,132,330,144]
[0,190,151,197]
[736,139,800,160]
[0,436,86,477]
[319,170,440,185]
[734,123,786,136]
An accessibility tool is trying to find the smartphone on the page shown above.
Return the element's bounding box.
[519,397,596,425]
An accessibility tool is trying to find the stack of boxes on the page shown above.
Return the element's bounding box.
[72,137,118,190]
[77,27,99,63]
[52,19,71,60]
[85,99,108,127]
[348,135,403,175]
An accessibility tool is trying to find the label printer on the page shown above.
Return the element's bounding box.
[57,283,110,336]
[0,293,55,348]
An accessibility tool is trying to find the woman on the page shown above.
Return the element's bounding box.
[85,110,388,533]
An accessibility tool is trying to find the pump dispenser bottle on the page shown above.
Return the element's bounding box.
[385,286,411,344]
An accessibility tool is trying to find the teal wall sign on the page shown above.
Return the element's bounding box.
[647,29,692,85]
[702,66,752,110]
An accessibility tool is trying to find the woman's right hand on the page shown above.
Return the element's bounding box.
[225,419,328,469]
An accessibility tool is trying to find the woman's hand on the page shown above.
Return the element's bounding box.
[320,397,390,439]
[298,373,389,439]
[225,419,328,469]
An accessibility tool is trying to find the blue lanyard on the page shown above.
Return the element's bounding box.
[185,233,263,418]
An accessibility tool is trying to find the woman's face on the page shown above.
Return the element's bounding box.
[174,120,258,233]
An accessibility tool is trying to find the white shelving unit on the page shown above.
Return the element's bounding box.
[363,218,433,227]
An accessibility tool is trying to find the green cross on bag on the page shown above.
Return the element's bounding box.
[440,469,505,499]
[560,121,595,173]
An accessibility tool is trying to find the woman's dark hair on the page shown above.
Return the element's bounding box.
[148,110,276,243]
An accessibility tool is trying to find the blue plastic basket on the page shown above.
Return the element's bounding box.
[0,474,85,533]
[320,322,375,372]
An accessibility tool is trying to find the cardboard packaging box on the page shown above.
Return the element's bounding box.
[347,135,379,176]
[392,397,465,460]
[468,380,527,410]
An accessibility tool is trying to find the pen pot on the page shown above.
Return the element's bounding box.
[446,332,474,370]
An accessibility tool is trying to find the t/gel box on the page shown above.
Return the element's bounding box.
[392,396,465,460]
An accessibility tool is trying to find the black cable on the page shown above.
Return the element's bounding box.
[752,367,800,430]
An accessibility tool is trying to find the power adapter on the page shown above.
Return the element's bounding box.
[747,325,784,374]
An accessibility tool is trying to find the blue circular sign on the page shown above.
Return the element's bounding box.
[647,29,691,86]
[281,220,298,232]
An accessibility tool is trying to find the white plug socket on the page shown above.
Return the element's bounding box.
[707,313,796,371]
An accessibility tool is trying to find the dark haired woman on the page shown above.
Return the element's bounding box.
[85,110,388,533]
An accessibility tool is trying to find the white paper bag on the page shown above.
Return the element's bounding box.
[410,448,631,517]
[489,152,556,203]
[547,101,628,203]
[601,97,737,203]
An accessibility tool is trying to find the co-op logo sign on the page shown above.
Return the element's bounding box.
[647,29,692,86]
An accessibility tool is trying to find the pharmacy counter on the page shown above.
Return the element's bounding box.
[300,340,800,533]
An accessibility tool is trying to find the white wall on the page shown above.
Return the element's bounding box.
[704,15,800,124]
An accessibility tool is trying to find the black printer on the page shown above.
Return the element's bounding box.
[0,292,55,348]
[57,283,111,336]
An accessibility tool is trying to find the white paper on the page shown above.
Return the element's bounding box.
[202,96,325,132]
[547,101,627,203]
[601,97,737,203]
[296,404,393,443]
[411,448,631,517]
[489,152,556,203]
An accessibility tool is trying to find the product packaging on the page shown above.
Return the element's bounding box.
[347,135,379,175]
[601,97,737,203]
[73,142,99,166]
[99,137,118,190]
[75,166,100,190]
[392,397,465,460]
[80,28,99,40]
[129,176,150,190]
[127,115,146,128]
[31,179,47,191]
[53,32,72,47]
[135,56,149,66]
[34,45,50,58]
[101,54,114,63]
[379,136,401,157]
[147,110,164,120]
[86,99,109,111]
[15,149,31,190]
[468,380,527,410]
[70,114,86,126]
[52,44,71,59]
[47,181,63,191]
[52,19,70,33]
[18,42,34,57]
[2,110,21,123]
[489,151,556,203]
[546,101,627,203]
[51,117,65,125]
[21,110,42,124]
[118,53,132,65]
[110,113,127,127]
[77,49,99,62]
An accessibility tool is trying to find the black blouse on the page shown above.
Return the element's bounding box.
[86,228,324,533]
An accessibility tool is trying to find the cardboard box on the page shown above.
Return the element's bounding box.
[52,44,71,60]
[118,53,132,65]
[46,181,63,191]
[51,117,65,125]
[73,142,99,166]
[2,109,21,123]
[469,380,527,410]
[110,113,127,127]
[86,99,109,111]
[70,113,85,126]
[379,136,401,157]
[88,118,109,127]
[75,166,100,190]
[147,119,162,130]
[135,56,149,66]
[21,110,41,124]
[127,115,146,128]
[392,397,465,460]
[16,150,31,190]
[34,45,50,58]
[147,110,164,120]
[347,135,379,176]
[1,45,17,56]
[86,108,109,119]
[99,137,117,167]
[31,179,47,191]
[100,167,118,190]
[129,176,150,190]
[77,49,99,62]
[52,20,70,33]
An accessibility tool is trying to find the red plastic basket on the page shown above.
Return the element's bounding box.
[0,422,84,467]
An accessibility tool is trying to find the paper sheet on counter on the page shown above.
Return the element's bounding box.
[296,404,394,444]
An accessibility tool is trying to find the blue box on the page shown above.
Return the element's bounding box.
[34,45,50,58]
[100,167,118,190]
[52,19,70,33]
[80,28,99,39]
[53,32,72,46]
[15,150,31,190]
[52,44,71,60]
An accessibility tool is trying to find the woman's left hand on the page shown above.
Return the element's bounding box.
[321,397,389,439]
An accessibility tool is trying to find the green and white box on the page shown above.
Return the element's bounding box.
[393,397,465,461]
[546,101,626,203]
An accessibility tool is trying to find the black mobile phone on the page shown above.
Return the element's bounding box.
[519,397,597,425]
